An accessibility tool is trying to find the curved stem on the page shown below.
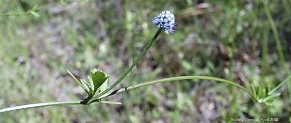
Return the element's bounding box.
[0,75,260,113]
[0,101,81,113]
[97,76,257,102]
[0,12,29,16]
[93,28,163,100]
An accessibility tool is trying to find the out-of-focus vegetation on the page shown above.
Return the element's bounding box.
[0,0,291,122]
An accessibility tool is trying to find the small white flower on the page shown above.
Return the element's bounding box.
[152,10,177,34]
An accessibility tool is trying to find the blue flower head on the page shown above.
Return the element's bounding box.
[152,10,177,34]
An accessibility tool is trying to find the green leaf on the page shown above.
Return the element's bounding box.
[250,84,257,98]
[99,101,122,105]
[263,93,281,102]
[98,77,108,93]
[67,70,90,95]
[88,76,94,93]
[80,79,91,95]
[29,11,39,18]
[91,69,108,94]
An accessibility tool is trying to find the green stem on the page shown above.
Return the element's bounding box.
[0,12,29,16]
[0,101,81,113]
[268,74,291,95]
[261,25,269,81]
[263,1,289,74]
[97,76,258,102]
[93,28,163,100]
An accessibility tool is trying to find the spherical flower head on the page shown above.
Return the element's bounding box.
[152,10,177,34]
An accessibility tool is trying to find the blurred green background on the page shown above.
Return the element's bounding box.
[1,0,291,122]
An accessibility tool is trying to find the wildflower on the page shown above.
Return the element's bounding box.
[152,10,177,34]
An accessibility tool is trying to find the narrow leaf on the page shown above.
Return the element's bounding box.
[80,79,92,95]
[29,11,39,17]
[88,76,94,91]
[99,101,122,105]
[268,74,291,95]
[250,84,257,98]
[263,93,281,102]
[67,70,89,94]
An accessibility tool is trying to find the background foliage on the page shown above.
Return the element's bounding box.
[0,0,290,122]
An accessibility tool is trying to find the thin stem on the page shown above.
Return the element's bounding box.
[0,12,29,16]
[97,76,258,102]
[268,74,291,95]
[93,28,163,100]
[263,1,289,74]
[0,101,81,113]
[261,25,269,81]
